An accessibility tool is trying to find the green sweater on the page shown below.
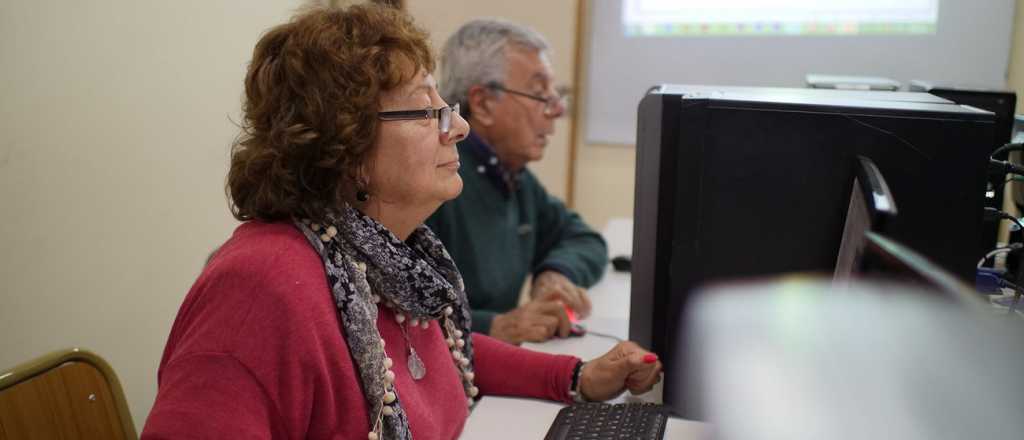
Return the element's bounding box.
[426,134,608,334]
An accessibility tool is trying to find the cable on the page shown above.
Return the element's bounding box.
[977,243,1024,268]
[983,207,1024,233]
[990,158,1024,176]
[584,330,624,342]
[998,279,1023,316]
[990,142,1024,158]
[998,176,1024,190]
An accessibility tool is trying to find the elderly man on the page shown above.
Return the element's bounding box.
[426,19,608,345]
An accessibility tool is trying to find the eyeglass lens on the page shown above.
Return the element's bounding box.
[440,103,459,134]
[440,107,450,134]
[543,96,565,116]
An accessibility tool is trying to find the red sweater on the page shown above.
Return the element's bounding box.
[142,222,579,440]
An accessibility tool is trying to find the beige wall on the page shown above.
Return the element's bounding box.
[570,0,637,231]
[0,0,302,429]
[573,142,637,230]
[1010,0,1024,110]
[1,0,1022,431]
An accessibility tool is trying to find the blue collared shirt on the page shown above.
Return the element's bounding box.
[461,131,523,197]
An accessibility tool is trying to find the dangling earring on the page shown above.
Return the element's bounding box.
[354,166,371,203]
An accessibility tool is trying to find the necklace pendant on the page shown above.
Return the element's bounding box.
[408,347,427,380]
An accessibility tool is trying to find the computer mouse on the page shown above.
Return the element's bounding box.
[569,323,587,337]
[563,306,586,337]
[611,255,631,272]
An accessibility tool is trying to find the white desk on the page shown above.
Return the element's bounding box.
[463,397,708,439]
[462,219,709,439]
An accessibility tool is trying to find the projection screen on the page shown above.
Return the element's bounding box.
[585,0,1015,144]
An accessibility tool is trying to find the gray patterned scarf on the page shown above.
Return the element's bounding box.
[295,205,476,440]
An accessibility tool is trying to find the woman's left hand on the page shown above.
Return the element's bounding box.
[578,341,663,402]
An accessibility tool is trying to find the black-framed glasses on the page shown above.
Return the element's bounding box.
[378,102,460,135]
[486,82,567,117]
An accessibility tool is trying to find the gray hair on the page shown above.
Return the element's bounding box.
[440,18,550,114]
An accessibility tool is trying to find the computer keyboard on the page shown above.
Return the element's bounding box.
[544,402,668,440]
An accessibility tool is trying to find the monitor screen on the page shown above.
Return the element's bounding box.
[833,176,870,280]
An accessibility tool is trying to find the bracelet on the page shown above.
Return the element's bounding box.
[568,360,587,403]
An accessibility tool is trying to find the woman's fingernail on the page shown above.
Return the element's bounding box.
[643,354,658,364]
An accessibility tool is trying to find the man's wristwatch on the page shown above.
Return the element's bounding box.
[568,360,588,403]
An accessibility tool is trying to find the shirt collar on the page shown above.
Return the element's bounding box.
[463,130,523,196]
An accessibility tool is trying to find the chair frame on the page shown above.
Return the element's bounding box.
[0,347,137,439]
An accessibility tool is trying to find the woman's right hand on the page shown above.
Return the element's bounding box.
[579,341,662,401]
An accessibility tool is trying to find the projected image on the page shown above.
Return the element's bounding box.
[623,0,939,37]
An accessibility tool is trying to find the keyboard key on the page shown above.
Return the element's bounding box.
[544,403,668,440]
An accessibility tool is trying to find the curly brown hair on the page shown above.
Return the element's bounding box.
[227,4,434,222]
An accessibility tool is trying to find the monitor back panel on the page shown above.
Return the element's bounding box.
[631,90,996,416]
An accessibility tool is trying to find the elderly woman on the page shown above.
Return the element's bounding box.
[142,5,661,440]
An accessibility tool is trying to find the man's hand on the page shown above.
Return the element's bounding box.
[579,341,662,402]
[530,270,592,319]
[490,292,572,344]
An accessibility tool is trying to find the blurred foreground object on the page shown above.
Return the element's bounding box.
[682,278,1024,440]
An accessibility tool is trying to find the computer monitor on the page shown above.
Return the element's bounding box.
[856,231,983,304]
[909,80,1016,254]
[908,81,1015,147]
[831,157,981,307]
[833,156,897,280]
[630,84,996,417]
